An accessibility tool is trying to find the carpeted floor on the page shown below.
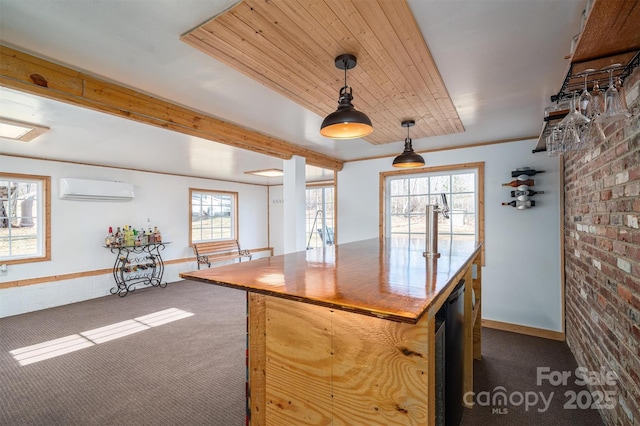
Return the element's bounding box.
[0,281,246,426]
[460,328,604,425]
[0,280,604,425]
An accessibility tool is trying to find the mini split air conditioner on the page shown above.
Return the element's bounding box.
[59,178,135,201]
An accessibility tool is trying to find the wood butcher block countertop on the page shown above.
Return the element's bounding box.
[180,237,483,324]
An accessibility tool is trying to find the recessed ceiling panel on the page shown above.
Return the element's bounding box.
[181,0,464,145]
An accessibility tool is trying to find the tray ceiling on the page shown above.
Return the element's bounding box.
[181,0,464,145]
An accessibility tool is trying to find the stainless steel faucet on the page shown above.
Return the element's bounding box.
[423,193,449,258]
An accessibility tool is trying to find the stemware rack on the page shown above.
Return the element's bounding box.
[533,0,640,153]
[551,51,639,103]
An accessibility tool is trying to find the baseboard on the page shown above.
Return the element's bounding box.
[0,247,274,290]
[482,319,565,341]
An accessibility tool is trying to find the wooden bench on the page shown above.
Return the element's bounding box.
[192,240,252,270]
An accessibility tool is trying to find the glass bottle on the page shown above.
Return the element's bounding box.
[502,179,534,187]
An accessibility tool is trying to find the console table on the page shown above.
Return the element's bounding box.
[108,243,169,297]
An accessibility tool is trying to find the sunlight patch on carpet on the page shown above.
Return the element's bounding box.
[9,308,193,366]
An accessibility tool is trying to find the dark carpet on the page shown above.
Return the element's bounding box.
[461,328,604,426]
[1,280,604,425]
[0,281,246,426]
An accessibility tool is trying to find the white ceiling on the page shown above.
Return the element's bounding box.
[0,0,585,185]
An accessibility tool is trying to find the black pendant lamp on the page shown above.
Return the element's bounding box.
[392,120,425,168]
[320,54,373,139]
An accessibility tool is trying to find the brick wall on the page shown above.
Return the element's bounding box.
[564,66,640,425]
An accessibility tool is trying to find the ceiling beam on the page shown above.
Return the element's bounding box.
[0,45,344,171]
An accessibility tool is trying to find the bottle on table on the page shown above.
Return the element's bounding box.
[124,225,135,246]
[115,227,122,247]
[153,226,162,243]
[105,227,114,247]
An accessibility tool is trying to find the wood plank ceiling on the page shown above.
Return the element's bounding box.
[181,0,464,145]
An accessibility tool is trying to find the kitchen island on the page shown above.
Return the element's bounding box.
[180,237,483,426]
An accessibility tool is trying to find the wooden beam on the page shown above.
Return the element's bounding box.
[0,45,344,171]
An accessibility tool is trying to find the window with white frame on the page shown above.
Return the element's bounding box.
[190,189,237,244]
[382,164,483,252]
[0,173,50,264]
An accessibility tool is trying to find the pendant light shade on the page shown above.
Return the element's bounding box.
[320,54,373,139]
[392,120,425,168]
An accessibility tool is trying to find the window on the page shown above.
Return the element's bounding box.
[381,163,484,258]
[0,172,50,264]
[189,189,237,244]
[305,185,335,249]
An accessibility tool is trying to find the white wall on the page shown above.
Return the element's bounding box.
[337,139,563,332]
[0,155,269,317]
[5,137,564,331]
[268,185,285,255]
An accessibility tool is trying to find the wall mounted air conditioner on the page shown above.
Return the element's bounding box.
[59,178,135,201]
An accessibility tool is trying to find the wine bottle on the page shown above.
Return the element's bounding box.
[115,227,122,247]
[105,226,114,247]
[502,179,534,187]
[502,200,536,208]
[511,169,545,177]
[510,189,544,197]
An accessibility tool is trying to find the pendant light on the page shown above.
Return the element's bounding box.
[320,54,373,139]
[392,120,425,168]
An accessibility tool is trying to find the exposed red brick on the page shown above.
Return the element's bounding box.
[619,285,633,303]
[565,66,640,426]
[632,295,640,312]
[601,189,613,200]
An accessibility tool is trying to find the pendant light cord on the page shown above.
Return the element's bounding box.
[343,60,348,90]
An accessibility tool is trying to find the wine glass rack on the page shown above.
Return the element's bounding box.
[108,243,169,297]
[551,51,639,103]
[534,0,640,153]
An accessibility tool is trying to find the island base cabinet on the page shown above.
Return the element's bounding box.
[248,294,437,426]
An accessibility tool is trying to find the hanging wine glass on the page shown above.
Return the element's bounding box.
[578,69,595,116]
[561,121,582,152]
[546,126,562,156]
[585,115,606,145]
[589,80,604,117]
[583,80,606,145]
[614,76,631,117]
[559,91,590,127]
[596,64,631,124]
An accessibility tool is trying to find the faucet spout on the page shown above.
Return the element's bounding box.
[423,193,450,259]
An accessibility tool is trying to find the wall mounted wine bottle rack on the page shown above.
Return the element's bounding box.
[501,168,544,210]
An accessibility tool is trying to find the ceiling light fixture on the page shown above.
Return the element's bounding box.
[244,169,284,178]
[320,54,373,140]
[392,120,425,168]
[0,117,49,142]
